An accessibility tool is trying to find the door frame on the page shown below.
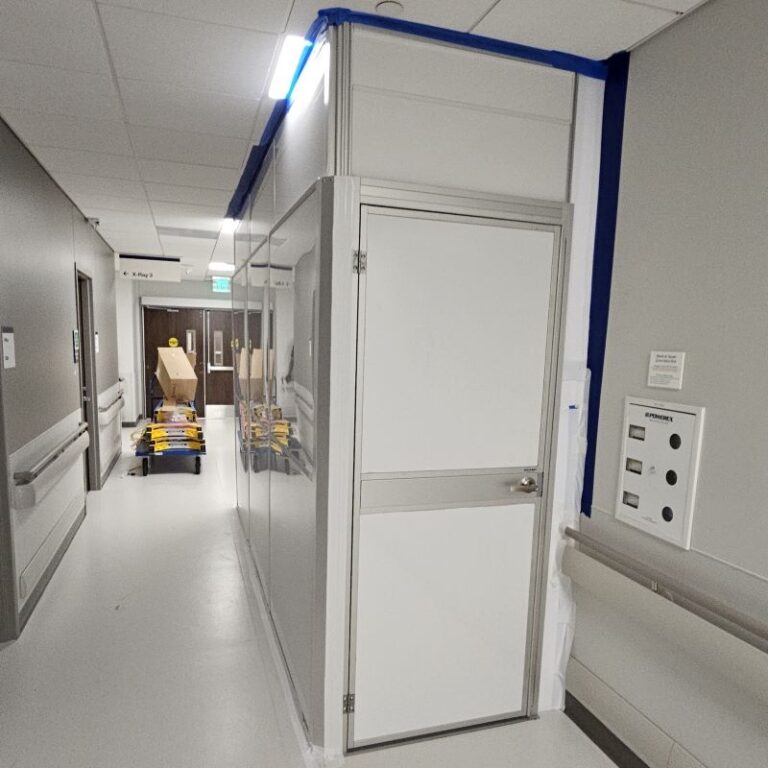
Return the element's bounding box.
[75,270,100,491]
[140,297,260,418]
[344,183,572,751]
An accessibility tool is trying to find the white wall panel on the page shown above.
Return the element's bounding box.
[361,213,555,474]
[353,504,535,742]
[352,29,574,122]
[351,90,571,200]
[349,28,573,201]
[273,41,331,222]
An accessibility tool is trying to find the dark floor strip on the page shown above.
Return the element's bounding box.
[564,692,651,768]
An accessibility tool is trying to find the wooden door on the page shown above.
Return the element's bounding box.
[204,309,234,406]
[142,306,205,416]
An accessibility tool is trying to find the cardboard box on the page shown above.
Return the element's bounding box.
[156,347,198,402]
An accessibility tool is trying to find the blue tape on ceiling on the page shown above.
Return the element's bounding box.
[580,50,631,517]
[317,7,608,79]
[225,7,610,220]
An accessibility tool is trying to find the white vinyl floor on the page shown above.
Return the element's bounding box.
[0,418,615,768]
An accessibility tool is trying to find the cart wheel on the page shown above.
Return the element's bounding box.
[195,456,201,475]
[142,458,149,477]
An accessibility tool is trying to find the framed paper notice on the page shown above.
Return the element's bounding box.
[648,350,685,390]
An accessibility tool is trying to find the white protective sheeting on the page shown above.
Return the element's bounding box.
[536,75,603,712]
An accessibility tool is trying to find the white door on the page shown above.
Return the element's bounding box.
[348,206,561,748]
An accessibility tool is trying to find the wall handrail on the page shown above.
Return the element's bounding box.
[565,527,768,656]
[13,423,89,486]
[98,392,124,413]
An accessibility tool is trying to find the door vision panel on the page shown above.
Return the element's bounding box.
[348,208,560,747]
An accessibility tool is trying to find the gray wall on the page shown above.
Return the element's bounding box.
[589,0,768,617]
[0,119,80,453]
[0,118,118,452]
[0,116,118,636]
[575,0,768,765]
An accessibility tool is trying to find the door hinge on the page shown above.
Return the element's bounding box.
[343,693,356,714]
[353,251,367,274]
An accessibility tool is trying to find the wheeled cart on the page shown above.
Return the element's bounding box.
[135,386,206,475]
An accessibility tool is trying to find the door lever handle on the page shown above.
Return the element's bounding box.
[512,476,538,494]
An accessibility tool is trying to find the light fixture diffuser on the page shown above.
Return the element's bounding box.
[269,35,311,100]
[208,261,236,273]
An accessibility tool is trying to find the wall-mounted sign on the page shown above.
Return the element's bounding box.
[648,350,685,390]
[119,255,181,282]
[248,264,293,289]
[2,327,16,369]
[211,276,232,294]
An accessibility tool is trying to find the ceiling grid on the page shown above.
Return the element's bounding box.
[0,0,707,278]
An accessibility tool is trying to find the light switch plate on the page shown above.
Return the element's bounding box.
[616,397,705,550]
[2,327,16,369]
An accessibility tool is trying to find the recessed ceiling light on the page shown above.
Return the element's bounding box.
[375,1,404,17]
[208,261,236,273]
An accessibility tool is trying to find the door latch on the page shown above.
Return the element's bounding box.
[512,476,539,494]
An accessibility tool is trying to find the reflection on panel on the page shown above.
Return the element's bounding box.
[232,253,249,539]
[247,229,271,588]
[267,190,320,717]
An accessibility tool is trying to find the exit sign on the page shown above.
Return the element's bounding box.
[211,276,231,294]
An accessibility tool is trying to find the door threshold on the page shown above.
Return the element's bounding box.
[347,714,534,754]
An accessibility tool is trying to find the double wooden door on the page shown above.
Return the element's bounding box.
[143,307,236,416]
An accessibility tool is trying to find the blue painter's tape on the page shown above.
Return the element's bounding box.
[316,7,607,80]
[225,7,609,219]
[580,51,631,517]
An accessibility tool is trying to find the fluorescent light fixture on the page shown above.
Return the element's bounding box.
[208,261,236,273]
[220,217,237,234]
[269,35,311,100]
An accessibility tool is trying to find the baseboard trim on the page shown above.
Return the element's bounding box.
[565,692,651,768]
[18,504,86,632]
[100,447,121,486]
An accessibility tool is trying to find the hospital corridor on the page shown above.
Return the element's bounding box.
[0,1,766,768]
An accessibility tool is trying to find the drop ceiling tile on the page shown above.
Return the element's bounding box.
[150,201,224,231]
[160,234,217,260]
[0,110,133,155]
[118,79,260,139]
[97,0,291,34]
[100,5,277,99]
[144,182,231,208]
[56,173,147,199]
[71,193,151,214]
[29,147,141,179]
[83,210,156,229]
[285,0,500,35]
[642,0,702,11]
[138,158,240,190]
[129,125,249,169]
[101,230,163,255]
[0,62,122,120]
[0,0,110,73]
[474,0,677,59]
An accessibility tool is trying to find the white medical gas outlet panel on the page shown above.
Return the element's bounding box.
[616,397,705,550]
